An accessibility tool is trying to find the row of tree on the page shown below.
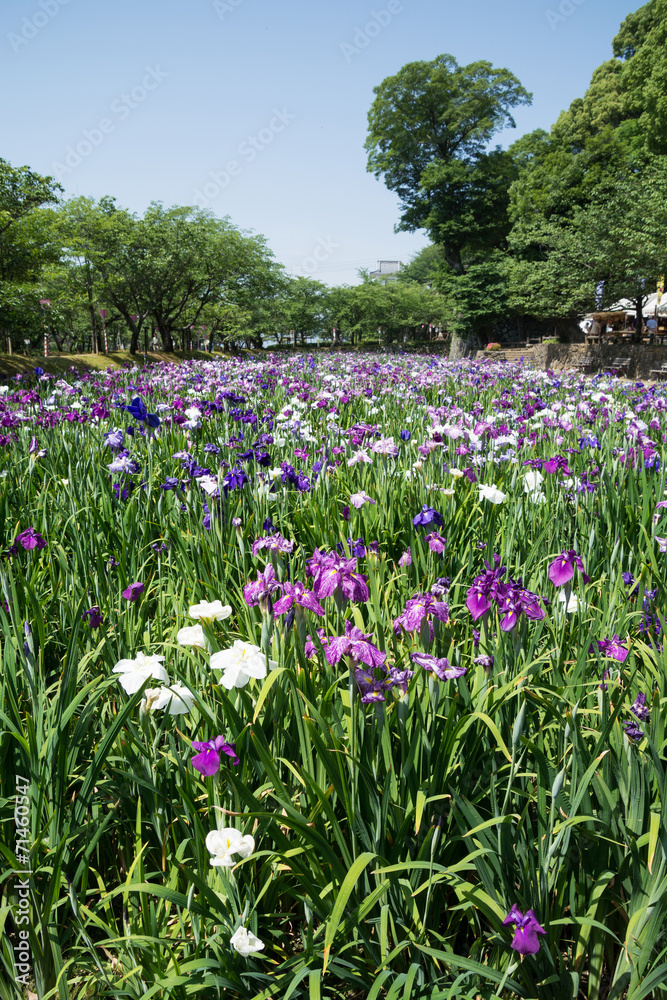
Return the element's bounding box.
[365,0,667,353]
[0,168,447,354]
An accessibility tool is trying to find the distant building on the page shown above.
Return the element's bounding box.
[369,260,402,282]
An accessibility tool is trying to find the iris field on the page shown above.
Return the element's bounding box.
[1,352,666,1000]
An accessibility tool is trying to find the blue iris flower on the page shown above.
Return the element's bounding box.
[124,396,160,429]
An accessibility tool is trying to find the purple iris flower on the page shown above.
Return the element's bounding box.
[623,720,644,741]
[272,581,325,617]
[309,551,369,603]
[243,565,282,608]
[190,736,239,776]
[412,505,444,529]
[16,528,47,551]
[394,593,449,633]
[385,665,414,694]
[425,532,447,554]
[622,572,635,587]
[474,654,494,671]
[548,550,589,587]
[589,635,628,662]
[630,692,650,722]
[502,906,546,956]
[122,581,144,602]
[410,652,466,681]
[323,620,386,669]
[400,429,411,441]
[355,666,390,703]
[251,533,294,557]
[82,606,104,628]
[543,455,572,475]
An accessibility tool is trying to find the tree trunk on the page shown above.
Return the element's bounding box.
[130,325,140,354]
[449,330,480,359]
[161,328,174,353]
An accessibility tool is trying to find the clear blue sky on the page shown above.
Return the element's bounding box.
[1,0,645,285]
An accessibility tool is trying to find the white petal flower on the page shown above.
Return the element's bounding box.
[113,652,168,694]
[557,592,587,613]
[478,484,507,504]
[150,683,196,715]
[177,624,207,648]
[230,926,264,956]
[523,471,544,493]
[209,641,275,689]
[206,828,256,867]
[449,468,464,478]
[189,599,232,623]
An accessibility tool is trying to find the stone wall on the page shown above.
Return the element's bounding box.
[531,342,667,379]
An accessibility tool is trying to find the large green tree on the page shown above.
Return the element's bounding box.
[365,54,530,270]
[365,54,531,353]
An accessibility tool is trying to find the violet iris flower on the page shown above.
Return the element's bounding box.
[548,550,589,587]
[272,581,325,617]
[323,620,386,669]
[410,652,466,681]
[355,666,390,703]
[243,565,282,608]
[16,527,47,551]
[589,635,628,662]
[190,736,240,776]
[630,692,650,722]
[394,593,449,633]
[623,720,644,741]
[82,606,104,628]
[425,532,447,554]
[308,550,369,603]
[412,505,444,529]
[251,534,294,557]
[122,581,145,601]
[502,906,546,956]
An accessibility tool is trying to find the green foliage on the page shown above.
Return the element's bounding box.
[365,54,531,275]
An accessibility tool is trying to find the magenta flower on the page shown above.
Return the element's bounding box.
[466,588,492,620]
[16,527,47,551]
[190,736,239,776]
[502,905,546,956]
[398,549,412,567]
[122,581,145,602]
[548,550,589,588]
[410,652,466,681]
[272,581,325,616]
[251,533,294,557]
